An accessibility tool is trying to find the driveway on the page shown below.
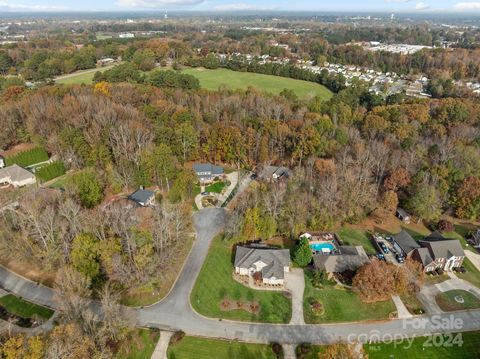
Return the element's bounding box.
[285,269,305,325]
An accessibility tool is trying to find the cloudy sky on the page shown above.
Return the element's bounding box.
[1,0,480,12]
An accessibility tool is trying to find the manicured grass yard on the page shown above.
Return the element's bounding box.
[206,181,228,193]
[435,290,480,311]
[336,227,376,254]
[116,328,160,359]
[0,294,54,319]
[365,330,480,359]
[181,68,332,100]
[167,336,277,359]
[303,270,395,323]
[190,236,291,323]
[456,257,480,288]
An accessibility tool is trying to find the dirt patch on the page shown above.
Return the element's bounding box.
[0,143,37,157]
[219,297,260,314]
[0,258,56,287]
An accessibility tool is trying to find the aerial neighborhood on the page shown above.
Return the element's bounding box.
[3,8,480,359]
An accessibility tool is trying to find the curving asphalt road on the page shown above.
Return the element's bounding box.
[3,207,480,345]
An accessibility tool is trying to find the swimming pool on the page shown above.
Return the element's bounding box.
[310,243,336,252]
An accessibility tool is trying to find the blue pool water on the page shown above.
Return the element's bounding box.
[310,243,335,252]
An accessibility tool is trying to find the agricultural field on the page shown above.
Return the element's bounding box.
[55,66,114,85]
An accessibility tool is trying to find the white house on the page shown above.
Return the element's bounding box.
[0,164,36,188]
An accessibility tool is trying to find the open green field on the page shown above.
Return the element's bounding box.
[181,68,332,100]
[0,294,54,319]
[436,290,480,311]
[56,66,113,85]
[167,336,277,359]
[303,270,395,323]
[365,331,480,359]
[190,236,291,323]
[117,328,160,359]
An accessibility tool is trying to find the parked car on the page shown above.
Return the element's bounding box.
[201,191,209,196]
[376,253,386,261]
[385,236,393,243]
[395,254,405,263]
[454,266,466,273]
[379,241,390,254]
[250,173,258,180]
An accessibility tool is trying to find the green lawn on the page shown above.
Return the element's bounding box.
[457,257,480,288]
[336,227,376,255]
[56,67,112,85]
[0,294,54,319]
[167,336,277,359]
[436,290,480,311]
[181,68,332,100]
[303,270,395,323]
[116,328,160,359]
[365,331,480,359]
[190,236,291,323]
[206,181,228,193]
[48,176,67,189]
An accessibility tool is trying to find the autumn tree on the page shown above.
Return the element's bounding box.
[456,176,480,220]
[353,259,407,302]
[384,167,411,192]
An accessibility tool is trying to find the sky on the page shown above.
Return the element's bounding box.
[2,0,480,13]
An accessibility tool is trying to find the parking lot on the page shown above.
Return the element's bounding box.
[372,233,404,265]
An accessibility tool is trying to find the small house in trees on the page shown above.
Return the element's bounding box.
[259,165,291,183]
[0,164,36,188]
[0,155,5,169]
[396,207,411,224]
[193,163,224,184]
[234,246,290,285]
[128,188,155,207]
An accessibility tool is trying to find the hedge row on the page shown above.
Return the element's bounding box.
[36,161,66,182]
[5,147,49,167]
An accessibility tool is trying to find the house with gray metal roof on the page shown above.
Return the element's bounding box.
[193,163,224,183]
[259,165,291,183]
[128,188,155,207]
[234,246,290,285]
[313,246,370,273]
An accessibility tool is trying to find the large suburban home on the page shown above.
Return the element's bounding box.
[0,164,36,188]
[128,188,155,207]
[193,163,224,184]
[313,246,370,273]
[412,235,465,272]
[234,246,291,285]
[392,230,420,257]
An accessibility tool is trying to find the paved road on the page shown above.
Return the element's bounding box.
[3,208,480,345]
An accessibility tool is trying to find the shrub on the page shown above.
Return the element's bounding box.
[169,331,185,345]
[437,219,454,232]
[36,161,66,182]
[5,147,49,167]
[270,342,283,359]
